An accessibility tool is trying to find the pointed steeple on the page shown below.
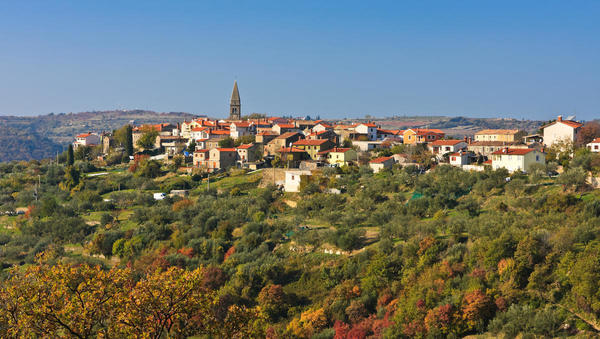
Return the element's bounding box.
[229,80,241,120]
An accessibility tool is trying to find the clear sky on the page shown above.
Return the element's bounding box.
[1,1,599,120]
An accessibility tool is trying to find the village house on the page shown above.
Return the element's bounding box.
[74,133,101,148]
[428,139,468,158]
[541,115,583,147]
[369,156,395,173]
[255,131,278,145]
[192,149,210,167]
[377,129,403,141]
[491,148,545,173]
[467,141,529,157]
[403,129,445,145]
[474,129,526,143]
[272,123,300,135]
[230,122,255,139]
[307,130,339,144]
[353,123,378,141]
[587,138,600,152]
[292,139,335,160]
[236,143,259,163]
[284,170,312,192]
[277,147,310,168]
[352,140,385,152]
[206,148,238,172]
[312,122,333,134]
[449,152,471,166]
[155,136,188,156]
[264,132,304,156]
[318,147,357,166]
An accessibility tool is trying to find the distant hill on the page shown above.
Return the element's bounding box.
[0,110,198,162]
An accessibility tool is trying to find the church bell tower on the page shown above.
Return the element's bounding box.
[229,80,241,120]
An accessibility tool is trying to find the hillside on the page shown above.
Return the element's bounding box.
[0,110,198,162]
[0,151,599,337]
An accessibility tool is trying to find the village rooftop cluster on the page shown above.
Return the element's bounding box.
[73,82,588,192]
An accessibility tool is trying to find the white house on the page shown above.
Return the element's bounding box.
[354,123,378,141]
[230,122,254,139]
[428,140,468,158]
[449,152,470,166]
[74,133,101,148]
[541,115,583,147]
[491,148,545,173]
[369,156,395,173]
[312,123,333,134]
[284,170,312,192]
[588,138,600,152]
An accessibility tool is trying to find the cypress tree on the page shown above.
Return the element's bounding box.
[67,144,74,166]
[125,125,134,156]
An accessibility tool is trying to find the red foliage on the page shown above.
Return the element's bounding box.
[334,320,350,339]
[177,247,194,258]
[462,290,495,329]
[403,319,425,337]
[424,304,456,333]
[417,236,436,255]
[202,266,227,290]
[224,246,235,261]
[495,296,508,312]
[416,299,426,311]
[469,267,487,280]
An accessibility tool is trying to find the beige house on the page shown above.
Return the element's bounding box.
[491,148,545,173]
[292,139,335,160]
[369,156,395,173]
[474,129,526,143]
[236,143,259,163]
[541,116,583,147]
[264,132,303,156]
[318,147,357,166]
[207,148,238,171]
[467,141,528,156]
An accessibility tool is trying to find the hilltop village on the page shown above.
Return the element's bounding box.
[71,82,592,192]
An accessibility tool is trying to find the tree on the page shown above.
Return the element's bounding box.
[557,167,588,192]
[125,125,134,156]
[187,139,196,153]
[136,127,159,150]
[136,159,161,178]
[67,144,74,166]
[59,166,82,192]
[576,121,600,146]
[219,137,235,148]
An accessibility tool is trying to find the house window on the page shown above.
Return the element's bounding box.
[536,155,539,161]
[451,157,456,161]
[291,175,295,180]
[596,145,599,150]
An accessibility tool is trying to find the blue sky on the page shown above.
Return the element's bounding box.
[0,1,599,120]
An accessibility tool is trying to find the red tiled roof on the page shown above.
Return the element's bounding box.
[475,129,520,135]
[293,139,330,146]
[276,132,301,139]
[194,149,209,153]
[275,123,296,129]
[430,139,464,146]
[76,133,92,138]
[491,148,535,155]
[236,144,254,149]
[541,119,583,129]
[191,127,208,132]
[232,122,252,127]
[589,138,600,144]
[483,159,492,164]
[406,128,445,135]
[369,156,393,164]
[315,123,332,128]
[317,147,352,155]
[215,148,237,152]
[210,130,231,135]
[258,131,278,136]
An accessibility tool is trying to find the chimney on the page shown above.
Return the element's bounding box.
[464,136,468,143]
[557,115,562,122]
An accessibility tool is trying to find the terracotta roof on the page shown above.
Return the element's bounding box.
[196,138,208,142]
[334,124,354,129]
[354,123,377,128]
[276,132,301,139]
[76,133,93,138]
[232,122,252,127]
[293,139,330,146]
[369,156,394,164]
[191,127,208,132]
[589,138,600,144]
[468,141,522,146]
[405,128,444,135]
[274,123,296,129]
[236,144,254,149]
[258,131,277,135]
[430,139,464,146]
[194,149,209,153]
[491,148,535,155]
[215,148,237,152]
[317,147,352,155]
[475,129,520,135]
[315,123,332,128]
[278,147,307,153]
[210,130,231,135]
[483,159,492,164]
[541,119,583,129]
[448,152,464,156]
